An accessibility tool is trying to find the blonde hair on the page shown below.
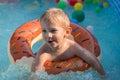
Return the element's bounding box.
[40,8,70,29]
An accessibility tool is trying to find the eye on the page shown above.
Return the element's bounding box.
[42,30,46,33]
[51,29,57,33]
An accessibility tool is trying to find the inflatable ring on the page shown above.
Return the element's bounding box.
[8,19,100,74]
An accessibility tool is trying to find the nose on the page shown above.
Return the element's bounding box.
[47,32,52,38]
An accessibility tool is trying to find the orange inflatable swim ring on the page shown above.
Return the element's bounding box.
[8,19,100,74]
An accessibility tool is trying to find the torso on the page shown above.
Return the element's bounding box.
[51,48,75,61]
[39,39,76,62]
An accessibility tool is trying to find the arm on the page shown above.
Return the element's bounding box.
[29,53,46,80]
[75,44,105,76]
[31,53,47,72]
[29,53,51,80]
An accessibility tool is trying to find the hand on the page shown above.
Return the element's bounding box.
[35,66,45,72]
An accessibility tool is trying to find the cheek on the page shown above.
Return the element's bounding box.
[57,33,66,39]
[61,31,67,38]
[42,34,46,39]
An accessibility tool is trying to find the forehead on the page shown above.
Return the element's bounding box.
[41,22,63,29]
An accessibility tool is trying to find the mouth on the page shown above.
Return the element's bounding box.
[47,39,58,48]
[48,41,53,43]
[48,39,54,44]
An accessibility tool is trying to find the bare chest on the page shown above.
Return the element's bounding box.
[51,51,75,61]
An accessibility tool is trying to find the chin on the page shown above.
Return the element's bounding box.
[51,45,58,48]
[48,43,58,49]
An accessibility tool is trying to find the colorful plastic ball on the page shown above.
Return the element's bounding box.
[98,3,103,8]
[64,0,69,4]
[56,0,60,3]
[74,3,83,10]
[95,6,102,13]
[103,2,109,8]
[92,0,98,5]
[84,0,92,4]
[77,0,84,3]
[70,19,79,24]
[69,0,77,6]
[99,0,105,2]
[72,10,85,22]
[86,25,93,32]
[58,1,67,9]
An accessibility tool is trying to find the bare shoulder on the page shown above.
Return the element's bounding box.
[67,39,84,54]
[67,39,77,52]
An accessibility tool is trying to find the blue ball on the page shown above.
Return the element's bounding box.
[70,19,79,24]
[98,3,103,8]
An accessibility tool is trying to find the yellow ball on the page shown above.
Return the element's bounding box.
[103,2,109,8]
[74,3,83,10]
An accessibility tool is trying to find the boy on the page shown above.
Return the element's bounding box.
[30,8,105,79]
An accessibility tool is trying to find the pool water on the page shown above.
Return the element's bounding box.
[0,0,120,80]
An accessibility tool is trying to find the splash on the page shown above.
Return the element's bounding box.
[0,64,103,80]
[0,56,104,80]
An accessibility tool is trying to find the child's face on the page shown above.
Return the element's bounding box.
[41,23,69,49]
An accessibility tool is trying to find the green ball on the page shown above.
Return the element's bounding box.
[95,6,102,13]
[72,10,85,22]
[57,1,67,9]
[92,0,98,5]
[85,0,92,4]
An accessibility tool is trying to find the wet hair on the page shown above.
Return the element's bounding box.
[40,8,70,29]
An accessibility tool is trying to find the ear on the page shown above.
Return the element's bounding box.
[66,27,74,41]
[65,27,72,37]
